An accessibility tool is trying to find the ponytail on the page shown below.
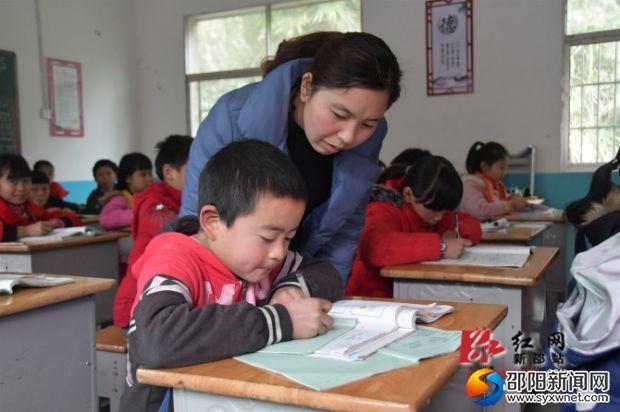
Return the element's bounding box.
[565,148,620,226]
[261,31,402,107]
[465,141,509,174]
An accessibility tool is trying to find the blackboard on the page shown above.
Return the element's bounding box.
[0,50,21,154]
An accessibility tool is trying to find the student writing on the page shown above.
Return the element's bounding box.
[346,156,482,298]
[460,141,527,221]
[120,140,342,411]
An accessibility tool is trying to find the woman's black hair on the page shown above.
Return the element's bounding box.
[262,31,402,108]
[0,154,31,180]
[403,155,462,211]
[565,148,620,226]
[391,148,431,166]
[465,141,510,174]
[92,159,118,178]
[116,153,152,191]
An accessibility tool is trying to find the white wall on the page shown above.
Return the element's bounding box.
[133,0,565,173]
[367,0,565,173]
[0,0,138,181]
[1,0,566,178]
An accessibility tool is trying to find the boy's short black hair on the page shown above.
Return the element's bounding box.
[0,154,32,180]
[92,159,118,178]
[198,139,308,227]
[403,155,463,211]
[33,160,53,171]
[117,152,152,191]
[31,170,50,185]
[154,135,193,180]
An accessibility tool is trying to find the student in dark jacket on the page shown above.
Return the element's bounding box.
[120,140,343,411]
[85,159,119,214]
[565,148,620,253]
[0,155,75,241]
[346,156,482,298]
[182,31,402,281]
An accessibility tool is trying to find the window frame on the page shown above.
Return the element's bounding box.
[561,0,620,171]
[183,0,362,135]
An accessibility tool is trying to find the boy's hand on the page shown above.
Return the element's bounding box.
[510,196,527,211]
[282,298,334,339]
[443,238,472,259]
[441,231,457,240]
[269,286,306,306]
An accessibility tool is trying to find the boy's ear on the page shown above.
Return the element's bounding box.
[299,72,313,103]
[198,205,221,241]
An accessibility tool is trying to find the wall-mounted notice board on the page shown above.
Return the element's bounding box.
[47,58,84,137]
[0,50,21,154]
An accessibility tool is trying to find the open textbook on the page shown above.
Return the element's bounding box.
[427,244,532,268]
[236,325,461,390]
[19,226,98,243]
[0,274,74,294]
[297,300,453,361]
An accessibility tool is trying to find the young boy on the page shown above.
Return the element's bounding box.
[85,159,119,214]
[33,160,69,200]
[120,140,342,411]
[113,135,193,328]
[30,170,82,214]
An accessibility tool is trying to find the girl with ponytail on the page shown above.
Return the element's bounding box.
[181,31,402,281]
[461,141,527,221]
[346,155,482,297]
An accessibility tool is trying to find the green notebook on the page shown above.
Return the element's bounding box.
[235,325,461,390]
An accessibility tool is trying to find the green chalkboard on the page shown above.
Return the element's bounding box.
[0,50,21,154]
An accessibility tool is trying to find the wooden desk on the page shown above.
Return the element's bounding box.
[80,214,99,225]
[0,275,114,412]
[138,299,507,412]
[481,222,550,244]
[506,209,565,223]
[382,247,558,412]
[0,232,128,323]
[507,210,568,334]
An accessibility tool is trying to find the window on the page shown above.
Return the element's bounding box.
[185,0,361,135]
[564,0,620,169]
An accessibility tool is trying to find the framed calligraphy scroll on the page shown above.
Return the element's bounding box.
[426,0,473,96]
[47,58,84,137]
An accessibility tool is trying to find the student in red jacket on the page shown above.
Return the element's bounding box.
[0,155,75,241]
[113,135,193,328]
[29,171,82,226]
[33,159,69,200]
[346,155,482,298]
[120,140,342,411]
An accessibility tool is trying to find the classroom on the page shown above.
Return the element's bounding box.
[1,0,618,411]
